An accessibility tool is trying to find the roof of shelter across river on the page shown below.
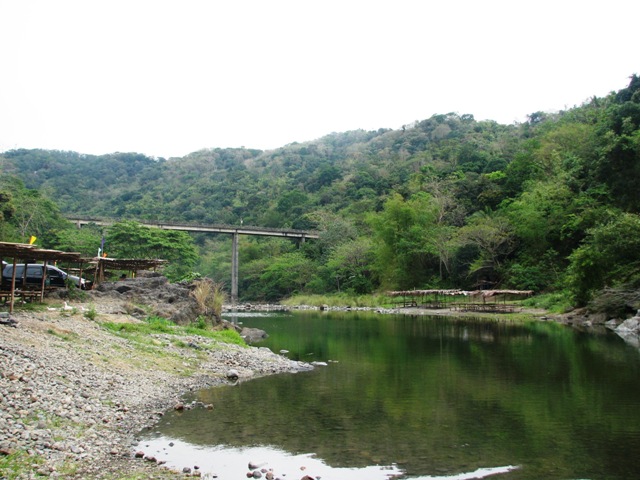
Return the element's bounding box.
[387,289,534,297]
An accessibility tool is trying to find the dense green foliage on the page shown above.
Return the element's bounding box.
[0,176,69,243]
[2,75,640,307]
[105,221,198,279]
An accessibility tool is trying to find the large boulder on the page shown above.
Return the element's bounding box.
[614,311,640,348]
[616,316,640,334]
[92,275,200,325]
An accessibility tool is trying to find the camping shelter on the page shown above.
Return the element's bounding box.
[387,288,534,312]
[91,257,167,285]
[0,242,85,313]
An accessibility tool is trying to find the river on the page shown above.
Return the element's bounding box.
[138,311,640,479]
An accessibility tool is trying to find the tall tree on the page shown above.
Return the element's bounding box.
[0,177,67,244]
[106,221,198,280]
[567,213,640,305]
[368,192,440,289]
[457,211,516,288]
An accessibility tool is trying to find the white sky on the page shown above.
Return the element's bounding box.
[0,0,638,159]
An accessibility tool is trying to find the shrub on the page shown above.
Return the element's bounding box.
[83,305,97,321]
[190,278,226,324]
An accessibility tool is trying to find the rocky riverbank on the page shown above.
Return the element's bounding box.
[3,286,638,479]
[0,298,312,479]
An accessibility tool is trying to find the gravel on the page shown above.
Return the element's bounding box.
[0,300,311,479]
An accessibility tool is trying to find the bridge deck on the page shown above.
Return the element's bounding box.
[68,217,320,239]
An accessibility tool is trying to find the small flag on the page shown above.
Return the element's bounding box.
[29,236,37,245]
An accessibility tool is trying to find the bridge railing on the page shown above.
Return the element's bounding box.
[67,216,320,238]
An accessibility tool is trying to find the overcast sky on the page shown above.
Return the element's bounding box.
[1,0,638,159]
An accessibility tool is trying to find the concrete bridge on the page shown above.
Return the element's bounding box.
[69,217,319,303]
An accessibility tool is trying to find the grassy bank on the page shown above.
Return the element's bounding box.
[281,292,560,323]
[281,293,396,308]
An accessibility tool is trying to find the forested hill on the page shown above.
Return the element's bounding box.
[1,118,518,227]
[1,74,640,307]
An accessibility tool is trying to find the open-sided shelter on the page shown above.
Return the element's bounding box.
[91,257,168,285]
[0,242,85,313]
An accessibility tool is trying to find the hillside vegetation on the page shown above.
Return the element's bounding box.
[1,75,640,312]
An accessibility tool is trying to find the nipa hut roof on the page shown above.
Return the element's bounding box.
[92,257,168,271]
[0,242,85,263]
[387,289,534,297]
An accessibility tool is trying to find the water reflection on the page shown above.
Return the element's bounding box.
[140,312,640,479]
[136,436,518,480]
[137,437,404,479]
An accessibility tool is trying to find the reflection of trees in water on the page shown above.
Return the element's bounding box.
[150,313,640,479]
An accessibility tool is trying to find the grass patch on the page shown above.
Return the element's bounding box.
[282,293,395,308]
[6,302,48,312]
[56,459,80,476]
[0,450,45,479]
[46,327,79,342]
[523,291,573,313]
[182,326,246,346]
[83,304,98,321]
[101,315,174,335]
[101,315,246,346]
[95,315,246,376]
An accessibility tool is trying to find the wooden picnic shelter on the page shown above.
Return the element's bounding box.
[388,289,466,308]
[0,242,85,313]
[91,257,167,285]
[387,288,534,313]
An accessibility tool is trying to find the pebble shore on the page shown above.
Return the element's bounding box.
[0,302,311,479]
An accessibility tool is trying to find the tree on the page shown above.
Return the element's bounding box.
[258,252,316,299]
[105,221,198,280]
[368,192,440,289]
[567,213,640,305]
[0,190,17,241]
[49,223,103,257]
[0,177,68,244]
[326,237,375,294]
[457,211,516,287]
[307,211,358,261]
[506,179,573,256]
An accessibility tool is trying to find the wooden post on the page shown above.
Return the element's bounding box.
[231,232,239,305]
[9,257,17,314]
[39,261,47,303]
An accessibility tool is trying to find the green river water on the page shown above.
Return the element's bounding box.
[138,311,640,479]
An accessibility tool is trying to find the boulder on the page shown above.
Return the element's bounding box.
[614,312,640,348]
[241,327,268,343]
[616,316,640,334]
[92,275,205,325]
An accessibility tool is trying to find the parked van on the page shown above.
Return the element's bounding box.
[1,263,91,290]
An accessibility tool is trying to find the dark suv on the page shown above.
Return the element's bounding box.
[1,264,91,290]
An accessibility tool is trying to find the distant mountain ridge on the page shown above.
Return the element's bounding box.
[1,113,517,228]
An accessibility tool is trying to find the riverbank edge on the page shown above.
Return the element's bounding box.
[0,299,616,479]
[0,302,313,479]
[225,302,553,321]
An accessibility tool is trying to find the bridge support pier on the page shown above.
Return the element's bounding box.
[231,232,239,304]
